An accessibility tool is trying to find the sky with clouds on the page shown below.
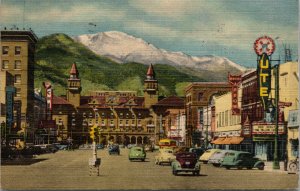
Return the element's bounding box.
[1,0,298,68]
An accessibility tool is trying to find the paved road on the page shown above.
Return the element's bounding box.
[1,148,299,190]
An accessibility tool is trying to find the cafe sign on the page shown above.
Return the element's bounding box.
[252,123,285,135]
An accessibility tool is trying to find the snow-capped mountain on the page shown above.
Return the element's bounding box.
[73,31,246,73]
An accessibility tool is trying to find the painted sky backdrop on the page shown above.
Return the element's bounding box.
[1,0,298,68]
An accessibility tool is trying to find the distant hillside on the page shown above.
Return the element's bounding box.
[35,33,205,96]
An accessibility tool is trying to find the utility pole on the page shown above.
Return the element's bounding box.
[273,63,280,169]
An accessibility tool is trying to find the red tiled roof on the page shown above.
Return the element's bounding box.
[52,95,72,105]
[153,95,184,107]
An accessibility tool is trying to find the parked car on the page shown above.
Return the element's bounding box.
[208,150,234,167]
[171,152,201,176]
[144,144,154,152]
[155,148,176,165]
[108,144,120,155]
[199,149,221,164]
[189,147,205,159]
[129,146,146,161]
[96,144,105,149]
[221,151,265,170]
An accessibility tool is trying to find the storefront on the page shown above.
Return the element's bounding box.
[252,122,286,161]
[287,110,299,160]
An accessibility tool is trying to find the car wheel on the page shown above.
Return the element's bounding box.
[203,161,208,164]
[225,166,230,170]
[141,158,145,162]
[258,164,264,170]
[193,171,200,176]
[237,166,243,170]
[247,167,253,170]
[213,163,220,167]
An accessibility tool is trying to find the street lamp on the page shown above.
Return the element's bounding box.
[71,112,76,141]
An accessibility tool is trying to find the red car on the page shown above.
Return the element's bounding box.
[171,152,201,176]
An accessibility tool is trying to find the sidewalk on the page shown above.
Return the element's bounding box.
[264,161,289,174]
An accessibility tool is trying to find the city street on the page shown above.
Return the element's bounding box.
[1,148,298,190]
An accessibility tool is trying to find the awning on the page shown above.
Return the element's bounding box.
[211,136,244,145]
[211,137,225,144]
[230,136,244,144]
[222,137,232,144]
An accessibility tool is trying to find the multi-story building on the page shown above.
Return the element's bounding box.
[52,63,161,145]
[151,96,186,145]
[271,61,298,161]
[1,29,38,145]
[185,82,231,147]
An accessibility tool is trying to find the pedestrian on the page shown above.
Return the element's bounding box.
[284,151,288,171]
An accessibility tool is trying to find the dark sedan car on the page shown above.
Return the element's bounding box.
[108,144,120,155]
[171,152,201,176]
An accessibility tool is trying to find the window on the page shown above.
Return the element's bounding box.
[15,88,21,97]
[2,46,9,55]
[15,46,21,55]
[14,74,21,84]
[198,93,203,101]
[14,60,21,69]
[2,60,9,69]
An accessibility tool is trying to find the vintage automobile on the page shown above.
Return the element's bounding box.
[189,147,205,159]
[208,150,234,167]
[221,151,265,170]
[199,149,221,164]
[171,152,201,176]
[155,148,176,165]
[144,144,154,152]
[129,146,146,161]
[108,144,120,155]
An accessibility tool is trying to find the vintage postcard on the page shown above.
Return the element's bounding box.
[1,0,299,190]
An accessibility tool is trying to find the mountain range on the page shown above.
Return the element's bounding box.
[34,32,247,97]
[74,31,246,73]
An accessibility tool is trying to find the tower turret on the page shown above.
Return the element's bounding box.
[66,63,81,107]
[144,64,158,108]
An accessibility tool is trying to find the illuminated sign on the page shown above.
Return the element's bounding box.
[228,74,241,115]
[257,53,271,111]
[252,124,285,135]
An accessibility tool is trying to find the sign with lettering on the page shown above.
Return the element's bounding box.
[257,53,271,111]
[5,86,15,133]
[228,74,242,115]
[252,123,285,135]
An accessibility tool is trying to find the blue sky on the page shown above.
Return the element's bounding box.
[1,0,298,68]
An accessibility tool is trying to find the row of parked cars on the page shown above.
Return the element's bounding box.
[1,142,75,160]
[199,149,265,170]
[154,147,265,176]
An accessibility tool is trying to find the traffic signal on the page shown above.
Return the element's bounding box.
[89,126,95,140]
[89,125,99,142]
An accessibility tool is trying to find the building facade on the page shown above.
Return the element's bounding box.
[185,82,231,147]
[1,30,38,145]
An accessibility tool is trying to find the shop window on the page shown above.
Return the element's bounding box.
[15,46,21,55]
[2,60,9,69]
[2,46,9,55]
[14,60,21,69]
